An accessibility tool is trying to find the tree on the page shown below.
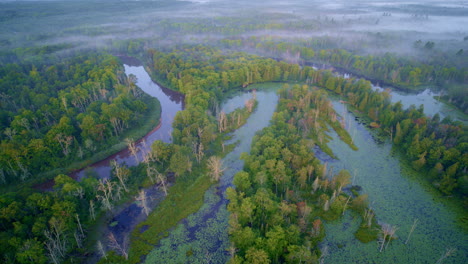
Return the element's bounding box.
[111,160,130,193]
[150,140,173,164]
[265,225,287,262]
[96,179,115,211]
[333,170,351,193]
[44,217,68,264]
[169,150,191,177]
[218,111,228,132]
[207,156,225,182]
[233,171,251,193]
[379,223,398,252]
[230,226,257,252]
[16,238,47,264]
[286,245,315,264]
[136,190,150,216]
[108,232,128,260]
[125,138,139,163]
[245,248,271,264]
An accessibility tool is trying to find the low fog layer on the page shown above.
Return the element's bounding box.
[0,0,466,60]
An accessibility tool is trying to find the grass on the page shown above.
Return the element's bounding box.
[328,119,359,151]
[354,213,380,243]
[125,92,258,263]
[128,171,213,263]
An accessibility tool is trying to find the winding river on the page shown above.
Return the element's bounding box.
[85,59,183,261]
[91,60,465,263]
[143,83,281,263]
[74,59,183,181]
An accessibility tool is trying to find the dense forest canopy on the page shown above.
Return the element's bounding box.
[0,53,155,185]
[0,0,466,264]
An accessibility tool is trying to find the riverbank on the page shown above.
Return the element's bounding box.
[1,93,161,193]
[126,90,262,263]
[433,95,468,122]
[137,84,280,263]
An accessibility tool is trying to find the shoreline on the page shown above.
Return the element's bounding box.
[32,92,162,191]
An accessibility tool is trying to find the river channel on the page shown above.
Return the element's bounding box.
[86,59,184,261]
[96,60,465,263]
[74,59,183,181]
[143,83,281,263]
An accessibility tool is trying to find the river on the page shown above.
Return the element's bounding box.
[73,59,183,181]
[84,59,183,262]
[371,85,467,125]
[142,83,281,263]
[138,79,466,263]
[95,60,465,263]
[312,62,467,124]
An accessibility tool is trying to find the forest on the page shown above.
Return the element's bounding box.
[0,0,466,263]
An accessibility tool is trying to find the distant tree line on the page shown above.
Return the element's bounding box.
[217,38,468,113]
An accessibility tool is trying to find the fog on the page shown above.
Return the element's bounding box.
[0,0,466,64]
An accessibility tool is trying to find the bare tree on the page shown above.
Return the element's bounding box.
[0,169,5,184]
[218,111,227,132]
[379,223,398,252]
[321,162,328,179]
[108,232,128,260]
[312,176,320,193]
[97,179,114,211]
[136,190,151,216]
[405,218,418,245]
[77,146,84,159]
[89,200,96,220]
[96,240,107,260]
[342,196,352,216]
[245,98,255,113]
[75,214,84,237]
[228,243,237,258]
[55,133,74,156]
[16,159,30,182]
[74,230,84,248]
[435,248,456,264]
[364,208,374,228]
[323,199,330,211]
[125,138,139,163]
[319,245,329,264]
[192,141,204,164]
[206,156,225,182]
[111,160,129,193]
[44,218,67,264]
[156,172,168,196]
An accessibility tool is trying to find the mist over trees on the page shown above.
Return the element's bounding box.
[0,0,466,263]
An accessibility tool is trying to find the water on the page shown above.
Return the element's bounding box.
[144,83,281,263]
[87,61,183,262]
[319,100,467,263]
[73,62,183,180]
[372,85,467,124]
[142,81,467,263]
[329,64,466,124]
